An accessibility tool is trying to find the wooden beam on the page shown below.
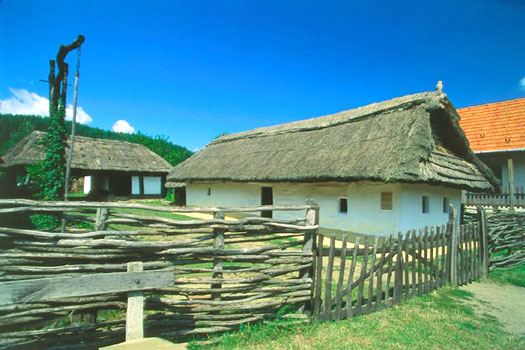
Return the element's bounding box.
[508,159,515,209]
[0,270,174,305]
[126,262,144,341]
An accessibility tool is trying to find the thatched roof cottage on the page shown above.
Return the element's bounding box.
[1,131,171,198]
[166,90,498,235]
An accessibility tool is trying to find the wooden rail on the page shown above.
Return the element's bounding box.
[0,200,319,349]
[465,186,525,208]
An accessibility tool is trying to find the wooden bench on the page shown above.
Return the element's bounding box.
[0,262,180,349]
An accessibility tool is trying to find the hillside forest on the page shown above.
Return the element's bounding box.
[0,114,193,166]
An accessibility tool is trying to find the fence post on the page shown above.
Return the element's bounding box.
[212,211,225,301]
[476,206,489,277]
[508,159,515,209]
[448,204,459,286]
[95,208,109,231]
[301,200,319,316]
[126,261,144,341]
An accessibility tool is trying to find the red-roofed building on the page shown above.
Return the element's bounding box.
[458,98,525,196]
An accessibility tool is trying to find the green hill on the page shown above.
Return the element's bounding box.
[0,114,192,166]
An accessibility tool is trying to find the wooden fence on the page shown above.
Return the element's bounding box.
[311,206,489,321]
[466,186,525,208]
[0,199,319,350]
[464,206,525,270]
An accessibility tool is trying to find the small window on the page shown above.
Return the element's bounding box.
[381,192,393,210]
[422,196,430,214]
[207,187,211,196]
[443,197,449,213]
[338,198,348,213]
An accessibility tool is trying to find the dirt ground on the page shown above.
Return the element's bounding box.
[461,281,525,336]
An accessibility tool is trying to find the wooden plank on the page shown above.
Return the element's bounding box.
[346,236,360,319]
[423,228,429,293]
[411,230,417,297]
[0,269,174,305]
[94,208,109,231]
[449,205,459,286]
[384,236,394,308]
[429,226,435,291]
[478,207,489,277]
[457,225,462,285]
[367,237,379,313]
[403,231,410,301]
[417,228,424,295]
[508,159,515,208]
[393,233,402,304]
[313,233,324,317]
[441,224,447,287]
[323,235,336,320]
[356,237,369,315]
[126,262,143,341]
[470,224,475,282]
[375,237,387,311]
[300,202,318,316]
[335,234,348,320]
[434,226,441,288]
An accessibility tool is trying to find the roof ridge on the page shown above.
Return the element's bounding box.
[213,91,444,144]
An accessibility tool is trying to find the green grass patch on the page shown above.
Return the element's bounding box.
[489,264,525,287]
[189,286,525,350]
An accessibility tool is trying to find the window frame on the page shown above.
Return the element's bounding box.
[422,195,430,214]
[338,197,348,213]
[380,192,393,210]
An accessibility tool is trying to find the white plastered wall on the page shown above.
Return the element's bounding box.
[185,181,461,236]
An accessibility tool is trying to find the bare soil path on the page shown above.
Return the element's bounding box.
[461,281,525,336]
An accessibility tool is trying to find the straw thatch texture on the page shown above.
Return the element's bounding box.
[167,91,497,191]
[1,131,171,173]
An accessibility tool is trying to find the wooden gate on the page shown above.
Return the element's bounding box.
[311,205,489,321]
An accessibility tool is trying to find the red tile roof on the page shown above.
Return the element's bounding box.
[457,98,525,152]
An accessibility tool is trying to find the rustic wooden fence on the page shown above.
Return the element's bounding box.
[464,206,525,270]
[0,199,319,350]
[466,186,525,208]
[311,205,489,321]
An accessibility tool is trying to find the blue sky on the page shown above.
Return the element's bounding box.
[1,1,524,151]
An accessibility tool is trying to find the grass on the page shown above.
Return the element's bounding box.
[189,286,524,350]
[488,264,525,287]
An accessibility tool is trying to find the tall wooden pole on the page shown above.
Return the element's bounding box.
[64,69,80,201]
[508,158,515,209]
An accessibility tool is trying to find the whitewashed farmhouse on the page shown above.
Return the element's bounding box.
[1,131,171,198]
[166,90,498,235]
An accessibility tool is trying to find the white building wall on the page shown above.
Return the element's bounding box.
[398,184,461,233]
[186,181,462,236]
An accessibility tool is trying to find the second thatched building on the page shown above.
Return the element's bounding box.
[166,90,498,235]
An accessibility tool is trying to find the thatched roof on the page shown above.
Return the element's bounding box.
[167,91,498,191]
[1,131,171,174]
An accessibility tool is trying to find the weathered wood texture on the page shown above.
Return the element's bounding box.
[311,215,484,321]
[0,200,319,350]
[464,206,525,271]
